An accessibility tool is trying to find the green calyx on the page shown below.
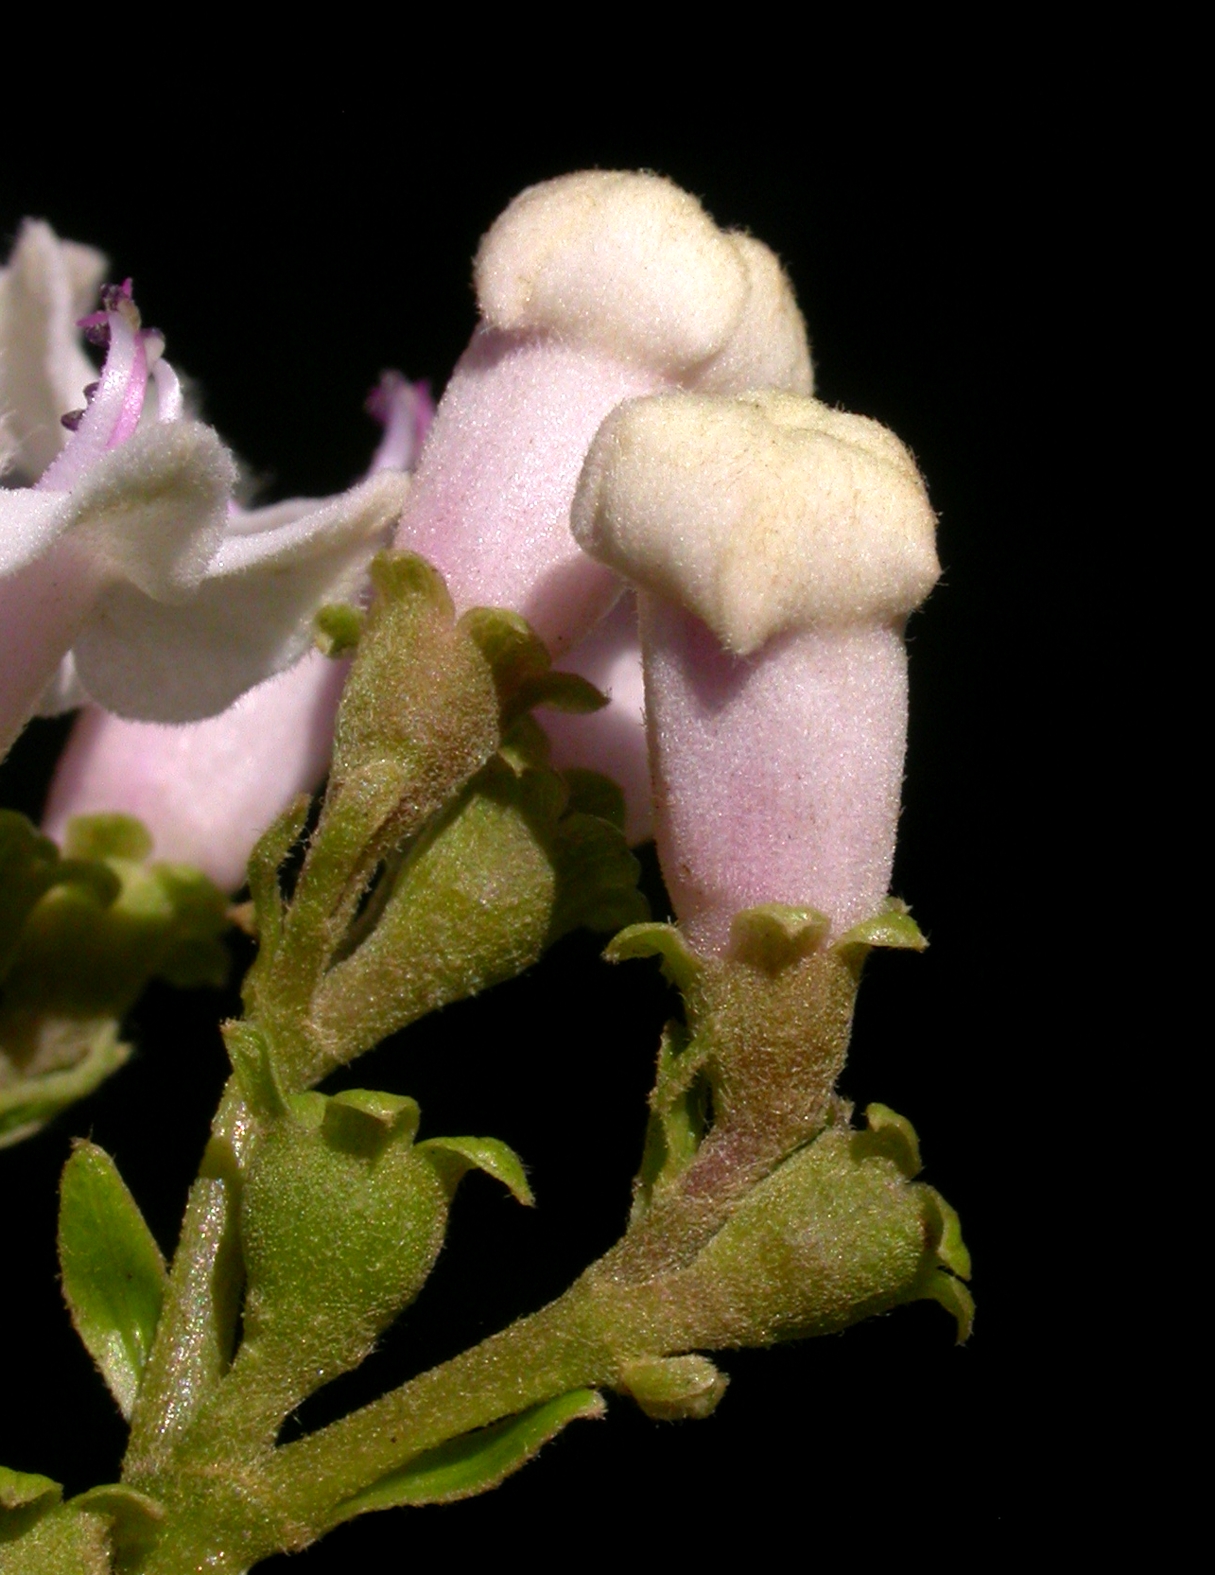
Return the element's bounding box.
[235,1090,449,1399]
[648,1105,973,1350]
[593,899,970,1353]
[218,1075,533,1443]
[612,899,930,1220]
[241,554,646,1091]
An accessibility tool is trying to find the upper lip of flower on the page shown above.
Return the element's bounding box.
[571,389,940,656]
[473,169,814,395]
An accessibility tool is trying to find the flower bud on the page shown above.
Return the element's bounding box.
[573,390,939,951]
[396,171,811,657]
[237,1089,447,1399]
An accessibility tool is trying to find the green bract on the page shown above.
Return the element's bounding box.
[0,810,229,1146]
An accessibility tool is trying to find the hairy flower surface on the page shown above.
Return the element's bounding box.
[0,231,409,763]
[573,389,940,950]
[45,375,432,888]
[0,220,106,482]
[393,171,814,838]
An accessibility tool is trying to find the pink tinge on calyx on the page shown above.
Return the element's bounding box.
[395,327,664,654]
[38,281,165,494]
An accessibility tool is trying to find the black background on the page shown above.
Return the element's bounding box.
[0,68,1086,1562]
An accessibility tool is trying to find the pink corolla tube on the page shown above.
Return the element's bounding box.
[541,591,649,844]
[44,372,430,889]
[395,170,813,834]
[573,389,941,955]
[44,653,346,893]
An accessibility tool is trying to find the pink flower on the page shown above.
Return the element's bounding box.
[394,171,812,836]
[573,390,940,954]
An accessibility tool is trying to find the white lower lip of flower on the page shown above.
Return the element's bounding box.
[394,327,665,654]
[0,537,105,758]
[641,596,908,956]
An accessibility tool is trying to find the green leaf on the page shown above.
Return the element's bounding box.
[729,904,831,970]
[0,1021,129,1149]
[417,1135,534,1206]
[327,1390,605,1521]
[619,1355,728,1420]
[605,922,702,996]
[58,1141,167,1420]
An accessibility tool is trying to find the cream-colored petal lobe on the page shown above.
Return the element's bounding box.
[574,391,939,652]
[475,170,749,376]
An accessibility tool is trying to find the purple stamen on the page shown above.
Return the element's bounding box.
[41,280,157,492]
[78,278,139,346]
[79,315,110,349]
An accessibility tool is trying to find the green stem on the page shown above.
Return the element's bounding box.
[258,1275,675,1536]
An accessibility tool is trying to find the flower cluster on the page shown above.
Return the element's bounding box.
[0,179,963,1569]
[4,173,938,943]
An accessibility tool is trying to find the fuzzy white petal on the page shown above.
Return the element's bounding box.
[72,471,409,721]
[0,220,105,480]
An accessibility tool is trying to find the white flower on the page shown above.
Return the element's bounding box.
[0,237,409,760]
[43,373,434,890]
[0,219,106,482]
